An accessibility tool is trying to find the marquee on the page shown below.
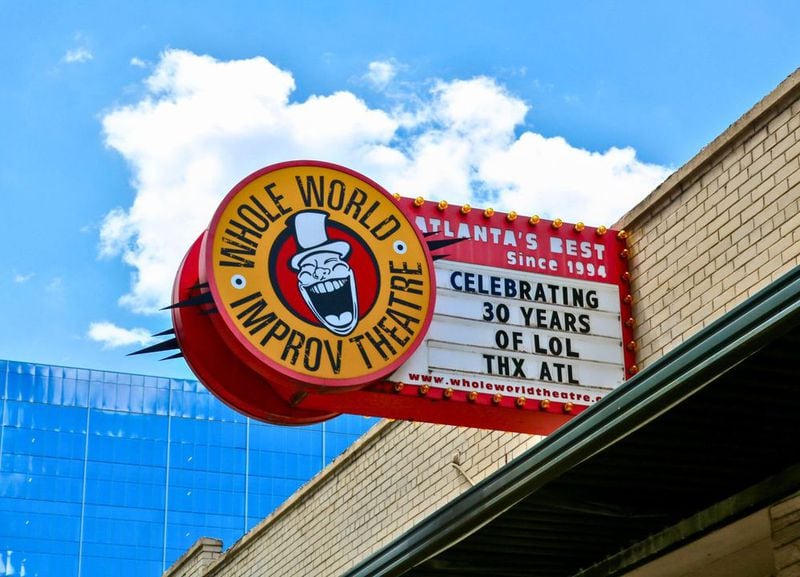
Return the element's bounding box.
[140,160,635,433]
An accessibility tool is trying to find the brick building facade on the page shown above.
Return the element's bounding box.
[165,68,800,577]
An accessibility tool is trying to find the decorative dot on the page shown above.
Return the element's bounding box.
[393,240,408,254]
[231,274,247,289]
[437,200,448,211]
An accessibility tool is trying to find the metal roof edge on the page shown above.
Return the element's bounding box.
[342,264,800,577]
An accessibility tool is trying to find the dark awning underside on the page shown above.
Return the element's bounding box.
[345,266,800,577]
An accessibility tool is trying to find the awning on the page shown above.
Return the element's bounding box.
[344,265,800,577]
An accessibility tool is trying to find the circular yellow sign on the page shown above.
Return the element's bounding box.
[204,161,435,388]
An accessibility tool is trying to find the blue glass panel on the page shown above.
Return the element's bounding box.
[6,368,32,402]
[127,383,144,414]
[82,554,162,577]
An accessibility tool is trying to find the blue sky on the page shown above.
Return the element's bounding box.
[1,1,798,379]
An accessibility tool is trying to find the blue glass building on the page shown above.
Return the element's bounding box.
[0,359,376,576]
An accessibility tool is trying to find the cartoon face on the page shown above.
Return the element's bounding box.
[296,250,359,335]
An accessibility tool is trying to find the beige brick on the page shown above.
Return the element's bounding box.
[790,111,800,133]
[775,521,800,549]
[769,105,794,134]
[740,195,767,223]
[722,150,743,173]
[744,125,770,153]
[776,155,800,185]
[773,508,800,535]
[748,147,777,178]
[718,213,743,241]
[777,562,800,577]
[770,130,798,160]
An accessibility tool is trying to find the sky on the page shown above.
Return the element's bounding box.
[1,0,799,379]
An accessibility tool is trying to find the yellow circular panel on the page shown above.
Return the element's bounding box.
[204,161,435,387]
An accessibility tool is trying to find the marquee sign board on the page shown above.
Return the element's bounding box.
[393,199,634,408]
[151,161,636,434]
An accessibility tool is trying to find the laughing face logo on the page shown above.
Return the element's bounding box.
[289,211,359,336]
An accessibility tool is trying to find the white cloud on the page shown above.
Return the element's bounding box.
[64,47,93,64]
[479,134,672,221]
[364,59,399,89]
[100,49,671,314]
[88,321,154,349]
[45,276,64,294]
[130,57,147,68]
[63,32,94,64]
[13,272,34,284]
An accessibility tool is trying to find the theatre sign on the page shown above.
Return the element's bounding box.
[397,200,633,410]
[144,160,635,434]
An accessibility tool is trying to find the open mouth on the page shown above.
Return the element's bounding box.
[302,275,358,333]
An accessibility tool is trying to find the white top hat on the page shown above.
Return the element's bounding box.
[289,211,351,270]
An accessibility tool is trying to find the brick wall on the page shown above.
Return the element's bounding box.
[164,70,800,577]
[771,491,800,577]
[618,69,800,367]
